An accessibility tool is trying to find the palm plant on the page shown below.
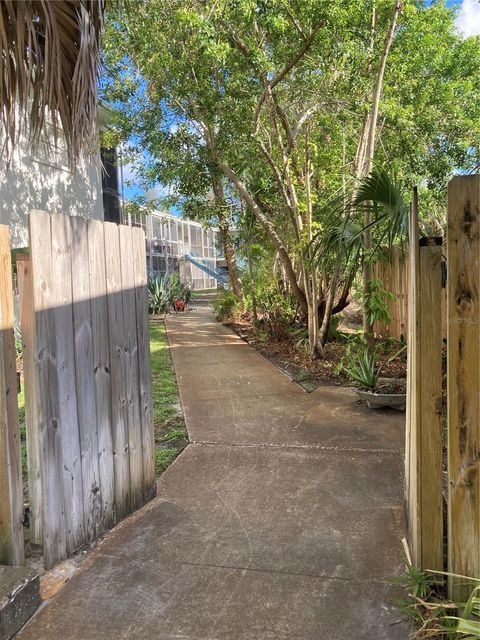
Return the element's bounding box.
[0,1,105,164]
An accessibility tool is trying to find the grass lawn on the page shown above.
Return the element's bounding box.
[149,320,188,475]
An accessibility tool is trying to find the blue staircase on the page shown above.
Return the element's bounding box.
[185,253,228,284]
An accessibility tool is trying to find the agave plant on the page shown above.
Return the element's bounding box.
[147,275,171,315]
[347,348,378,390]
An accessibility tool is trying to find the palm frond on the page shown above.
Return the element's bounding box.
[0,0,105,165]
[354,167,409,248]
[354,167,404,214]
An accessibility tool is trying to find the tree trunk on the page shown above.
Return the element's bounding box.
[219,162,309,315]
[210,174,245,305]
[354,0,402,350]
[247,246,258,322]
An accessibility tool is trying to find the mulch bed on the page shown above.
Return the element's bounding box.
[225,315,407,392]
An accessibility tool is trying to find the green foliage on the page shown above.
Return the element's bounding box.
[155,448,179,475]
[333,333,364,377]
[161,428,188,442]
[346,348,378,390]
[397,566,480,639]
[327,314,342,340]
[212,289,241,321]
[364,279,396,327]
[257,289,298,340]
[398,564,437,600]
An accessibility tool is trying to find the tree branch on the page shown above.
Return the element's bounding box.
[253,24,322,134]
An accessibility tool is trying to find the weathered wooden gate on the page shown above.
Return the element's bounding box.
[0,211,155,570]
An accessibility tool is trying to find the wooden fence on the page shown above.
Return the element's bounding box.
[373,245,447,341]
[373,245,409,339]
[407,175,480,601]
[1,211,155,569]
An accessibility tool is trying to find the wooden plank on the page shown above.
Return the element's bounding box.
[17,255,42,546]
[49,214,85,556]
[132,227,155,501]
[119,225,144,511]
[70,216,101,540]
[87,219,115,533]
[29,211,67,568]
[104,222,130,521]
[0,226,24,565]
[447,175,480,600]
[419,239,443,571]
[406,194,421,565]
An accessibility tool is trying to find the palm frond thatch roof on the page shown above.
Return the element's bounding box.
[1,0,105,164]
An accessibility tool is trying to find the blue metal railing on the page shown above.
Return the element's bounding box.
[185,252,228,284]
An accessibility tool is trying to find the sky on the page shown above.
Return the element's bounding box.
[120,0,480,212]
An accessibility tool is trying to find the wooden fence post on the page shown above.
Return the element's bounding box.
[0,225,24,565]
[17,255,43,546]
[406,192,444,572]
[447,175,480,600]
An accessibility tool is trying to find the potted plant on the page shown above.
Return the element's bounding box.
[172,279,192,313]
[347,347,406,411]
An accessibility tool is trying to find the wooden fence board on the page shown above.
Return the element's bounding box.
[70,216,101,540]
[29,211,67,568]
[447,175,480,600]
[0,226,24,565]
[50,214,85,555]
[406,189,444,572]
[119,225,144,511]
[419,239,443,571]
[132,227,155,501]
[87,219,115,533]
[17,255,42,545]
[406,199,421,565]
[104,222,131,521]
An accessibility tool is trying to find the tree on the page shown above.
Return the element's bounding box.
[102,0,480,355]
[1,0,105,164]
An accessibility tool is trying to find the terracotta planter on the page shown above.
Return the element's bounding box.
[355,377,406,411]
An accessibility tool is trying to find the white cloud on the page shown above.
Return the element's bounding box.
[456,0,480,37]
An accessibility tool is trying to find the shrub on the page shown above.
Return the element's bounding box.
[213,290,241,321]
[364,278,396,327]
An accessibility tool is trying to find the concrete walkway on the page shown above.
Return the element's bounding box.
[18,306,408,639]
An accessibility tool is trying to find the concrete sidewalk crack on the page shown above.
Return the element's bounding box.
[170,558,400,587]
